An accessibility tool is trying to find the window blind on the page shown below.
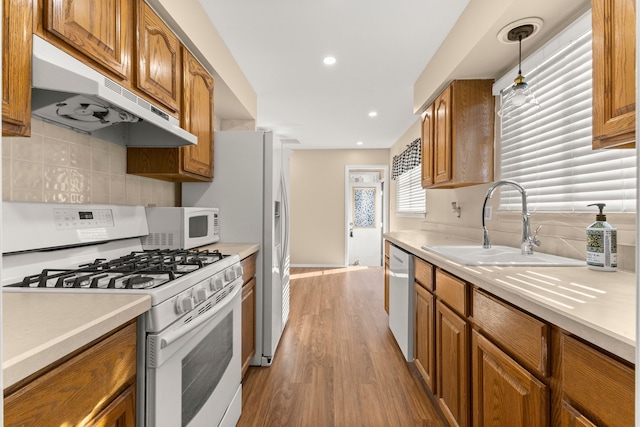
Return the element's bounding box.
[496,12,636,213]
[396,166,426,215]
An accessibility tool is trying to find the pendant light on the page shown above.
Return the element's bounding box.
[497,24,540,118]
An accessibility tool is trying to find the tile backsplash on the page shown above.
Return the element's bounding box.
[2,118,178,206]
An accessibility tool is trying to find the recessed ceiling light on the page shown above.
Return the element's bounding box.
[356,141,364,145]
[368,111,378,117]
[323,56,336,65]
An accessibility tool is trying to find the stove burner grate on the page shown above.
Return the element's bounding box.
[7,248,228,289]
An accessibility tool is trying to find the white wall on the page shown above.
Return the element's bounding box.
[289,149,389,266]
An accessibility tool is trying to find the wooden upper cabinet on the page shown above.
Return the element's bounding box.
[43,0,133,83]
[423,80,494,189]
[2,0,33,137]
[127,48,214,182]
[433,86,452,185]
[136,1,181,114]
[420,104,434,187]
[182,48,214,180]
[592,0,636,149]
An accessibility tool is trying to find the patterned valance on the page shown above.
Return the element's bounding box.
[391,138,421,180]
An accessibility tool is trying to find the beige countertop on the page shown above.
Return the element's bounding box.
[198,242,260,260]
[385,230,636,363]
[2,293,151,389]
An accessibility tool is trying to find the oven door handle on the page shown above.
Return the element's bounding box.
[160,281,242,349]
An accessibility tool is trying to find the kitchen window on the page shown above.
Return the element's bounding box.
[494,10,636,213]
[393,138,426,217]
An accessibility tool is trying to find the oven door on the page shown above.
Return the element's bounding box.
[183,207,220,249]
[145,281,241,427]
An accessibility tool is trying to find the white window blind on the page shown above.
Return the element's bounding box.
[496,11,636,213]
[396,167,426,216]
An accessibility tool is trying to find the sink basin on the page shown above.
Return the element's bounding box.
[421,245,585,267]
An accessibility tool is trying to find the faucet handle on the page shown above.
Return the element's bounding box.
[531,225,542,247]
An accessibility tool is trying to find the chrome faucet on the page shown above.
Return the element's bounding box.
[481,180,541,254]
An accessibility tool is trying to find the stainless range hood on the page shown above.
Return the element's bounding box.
[31,35,197,147]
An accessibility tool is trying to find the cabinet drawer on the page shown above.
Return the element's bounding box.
[435,269,467,316]
[4,321,137,426]
[562,335,634,426]
[472,289,549,377]
[414,257,433,291]
[241,253,257,284]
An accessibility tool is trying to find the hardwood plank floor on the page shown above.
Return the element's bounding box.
[238,266,447,427]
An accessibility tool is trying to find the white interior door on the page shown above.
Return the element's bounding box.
[348,182,382,266]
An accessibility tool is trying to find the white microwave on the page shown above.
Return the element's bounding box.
[141,207,220,250]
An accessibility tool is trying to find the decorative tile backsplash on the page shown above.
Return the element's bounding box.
[2,118,178,206]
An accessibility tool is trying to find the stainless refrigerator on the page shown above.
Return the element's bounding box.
[182,130,290,366]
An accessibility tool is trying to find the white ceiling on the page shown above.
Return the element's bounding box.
[198,0,470,150]
[198,0,591,150]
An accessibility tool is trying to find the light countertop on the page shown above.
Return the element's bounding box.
[2,293,151,389]
[385,230,636,363]
[198,242,260,260]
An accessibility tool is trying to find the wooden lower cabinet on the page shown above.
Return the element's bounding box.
[414,282,435,393]
[561,401,597,427]
[242,277,256,377]
[88,384,136,427]
[4,321,137,427]
[240,253,258,378]
[384,240,390,314]
[436,300,469,427]
[471,330,549,427]
[559,334,634,426]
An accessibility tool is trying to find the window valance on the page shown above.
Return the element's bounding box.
[392,138,421,180]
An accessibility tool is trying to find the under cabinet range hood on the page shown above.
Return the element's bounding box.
[31,35,197,147]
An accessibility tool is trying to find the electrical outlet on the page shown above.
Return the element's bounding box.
[484,206,492,221]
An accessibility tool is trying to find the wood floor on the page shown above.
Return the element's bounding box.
[238,266,447,427]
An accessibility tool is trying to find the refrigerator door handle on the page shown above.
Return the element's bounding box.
[280,170,289,276]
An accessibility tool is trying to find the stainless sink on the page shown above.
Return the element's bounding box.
[421,245,585,267]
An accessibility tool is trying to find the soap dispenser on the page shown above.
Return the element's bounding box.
[586,203,617,271]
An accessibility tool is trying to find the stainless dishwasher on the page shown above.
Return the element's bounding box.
[388,244,414,361]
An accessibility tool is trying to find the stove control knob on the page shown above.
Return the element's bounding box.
[211,276,224,292]
[194,286,207,304]
[176,294,194,314]
[234,264,243,278]
[224,268,236,282]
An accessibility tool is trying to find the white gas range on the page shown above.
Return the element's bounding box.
[1,201,243,427]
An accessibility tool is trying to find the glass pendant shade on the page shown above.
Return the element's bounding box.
[497,24,540,118]
[497,73,540,118]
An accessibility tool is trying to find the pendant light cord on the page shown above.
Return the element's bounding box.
[518,35,523,75]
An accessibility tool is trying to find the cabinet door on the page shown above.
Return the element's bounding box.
[4,322,137,426]
[45,0,133,81]
[136,1,181,113]
[241,277,256,378]
[182,48,214,179]
[592,0,636,148]
[560,401,596,427]
[471,330,549,427]
[421,104,434,187]
[87,384,136,427]
[2,0,33,137]
[436,300,469,427]
[433,86,452,185]
[414,283,435,393]
[384,258,390,314]
[561,335,634,426]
